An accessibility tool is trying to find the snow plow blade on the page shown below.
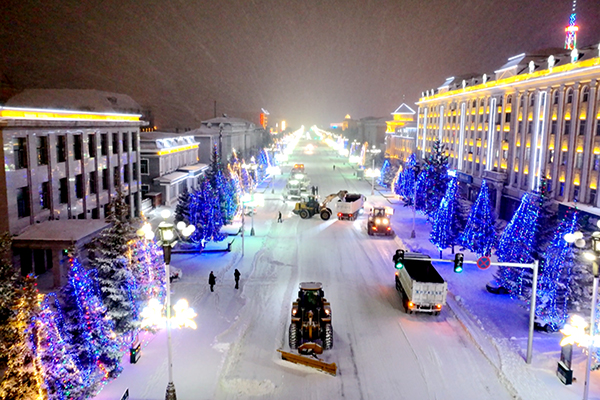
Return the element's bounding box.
[277,349,337,376]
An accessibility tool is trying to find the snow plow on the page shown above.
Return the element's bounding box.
[278,282,337,375]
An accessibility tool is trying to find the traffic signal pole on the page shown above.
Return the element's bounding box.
[426,256,539,364]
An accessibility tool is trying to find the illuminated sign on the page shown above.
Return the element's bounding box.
[0,106,141,122]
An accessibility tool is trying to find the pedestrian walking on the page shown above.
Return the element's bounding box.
[277,211,282,223]
[208,271,216,292]
[333,165,336,171]
[234,269,241,289]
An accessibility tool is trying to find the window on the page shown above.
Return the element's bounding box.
[132,162,138,177]
[574,186,580,202]
[505,113,511,123]
[529,95,535,107]
[102,168,109,190]
[112,133,120,154]
[575,152,584,169]
[37,136,48,165]
[17,187,30,218]
[594,155,600,171]
[113,166,120,186]
[551,120,558,135]
[75,174,84,199]
[89,171,98,194]
[548,149,555,164]
[559,182,565,197]
[507,95,512,104]
[553,91,559,105]
[582,87,590,103]
[132,132,138,151]
[59,178,68,204]
[566,89,573,104]
[513,173,519,184]
[88,134,96,158]
[547,179,552,193]
[472,100,477,108]
[579,120,587,136]
[561,150,569,165]
[73,135,82,160]
[122,132,129,152]
[124,164,129,183]
[14,137,28,169]
[564,120,571,135]
[40,181,50,209]
[597,119,600,136]
[528,121,533,134]
[141,159,149,174]
[141,185,149,195]
[57,135,66,162]
[590,189,597,205]
[101,133,108,156]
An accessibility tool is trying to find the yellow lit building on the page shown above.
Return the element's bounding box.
[416,44,600,219]
[385,103,417,162]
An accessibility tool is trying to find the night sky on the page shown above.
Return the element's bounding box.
[1,0,600,130]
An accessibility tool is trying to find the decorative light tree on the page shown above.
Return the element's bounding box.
[430,177,467,255]
[0,275,45,400]
[534,209,578,331]
[415,140,449,219]
[460,180,497,257]
[494,193,540,297]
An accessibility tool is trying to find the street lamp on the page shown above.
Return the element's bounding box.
[140,210,195,400]
[565,226,600,400]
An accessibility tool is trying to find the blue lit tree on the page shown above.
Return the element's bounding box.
[60,256,122,390]
[128,237,166,304]
[188,179,226,245]
[240,162,255,193]
[378,158,397,188]
[399,154,418,206]
[0,232,18,365]
[430,177,467,253]
[459,180,497,257]
[256,148,271,182]
[534,209,578,331]
[494,193,540,297]
[415,140,448,218]
[37,294,85,400]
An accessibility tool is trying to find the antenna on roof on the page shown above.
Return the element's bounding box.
[564,0,578,50]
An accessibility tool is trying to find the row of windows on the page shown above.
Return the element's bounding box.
[16,164,137,219]
[14,132,139,170]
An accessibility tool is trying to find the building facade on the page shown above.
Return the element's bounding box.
[415,45,600,219]
[0,89,146,287]
[385,103,417,162]
[139,131,207,206]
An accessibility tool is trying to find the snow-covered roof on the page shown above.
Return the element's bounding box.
[12,220,109,245]
[153,171,188,184]
[5,89,142,115]
[140,132,197,151]
[391,103,416,115]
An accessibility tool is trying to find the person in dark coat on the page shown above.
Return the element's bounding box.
[234,269,241,289]
[209,271,216,292]
[277,211,282,223]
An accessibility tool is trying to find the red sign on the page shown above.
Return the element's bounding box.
[477,256,491,270]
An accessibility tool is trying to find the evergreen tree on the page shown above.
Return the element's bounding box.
[174,188,191,224]
[224,168,241,223]
[88,191,139,338]
[392,164,403,198]
[0,275,45,400]
[399,154,418,206]
[494,193,540,297]
[37,293,85,400]
[0,233,19,366]
[430,177,467,252]
[415,140,449,217]
[205,144,222,183]
[534,209,578,332]
[460,180,497,256]
[240,163,255,193]
[188,179,226,244]
[378,159,398,188]
[60,256,122,390]
[128,238,166,305]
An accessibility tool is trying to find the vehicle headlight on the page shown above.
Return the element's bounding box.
[325,308,330,315]
[375,218,381,224]
[383,218,389,225]
[292,309,297,315]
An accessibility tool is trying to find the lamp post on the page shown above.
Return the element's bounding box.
[145,210,195,400]
[371,158,375,195]
[565,227,600,400]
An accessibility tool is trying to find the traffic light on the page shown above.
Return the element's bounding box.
[454,253,464,273]
[393,249,405,269]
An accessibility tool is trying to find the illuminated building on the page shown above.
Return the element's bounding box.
[385,103,417,162]
[0,89,146,285]
[416,44,600,219]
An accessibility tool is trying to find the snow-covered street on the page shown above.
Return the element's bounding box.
[95,139,600,400]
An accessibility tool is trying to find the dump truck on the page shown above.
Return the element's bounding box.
[292,190,347,220]
[291,163,305,174]
[394,251,447,315]
[290,172,310,191]
[283,180,303,200]
[336,193,365,220]
[367,206,394,236]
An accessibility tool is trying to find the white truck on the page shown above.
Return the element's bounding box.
[394,251,447,315]
[335,193,365,220]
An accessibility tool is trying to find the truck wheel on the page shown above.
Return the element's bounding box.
[289,323,298,349]
[299,210,309,219]
[320,208,331,220]
[324,323,333,350]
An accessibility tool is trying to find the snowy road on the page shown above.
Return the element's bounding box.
[96,139,515,399]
